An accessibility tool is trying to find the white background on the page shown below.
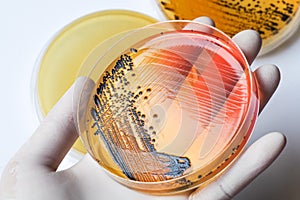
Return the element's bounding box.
[0,0,299,199]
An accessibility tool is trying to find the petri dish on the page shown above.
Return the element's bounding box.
[76,20,260,194]
[32,10,158,154]
[155,0,300,55]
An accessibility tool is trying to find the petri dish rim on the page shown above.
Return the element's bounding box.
[77,20,260,194]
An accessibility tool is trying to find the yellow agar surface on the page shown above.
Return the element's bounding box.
[36,10,157,154]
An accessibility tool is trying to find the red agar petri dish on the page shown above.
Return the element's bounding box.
[76,20,259,194]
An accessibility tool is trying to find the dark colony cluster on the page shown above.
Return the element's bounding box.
[159,0,299,39]
[90,49,191,182]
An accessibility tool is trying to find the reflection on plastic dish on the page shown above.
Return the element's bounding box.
[76,20,260,194]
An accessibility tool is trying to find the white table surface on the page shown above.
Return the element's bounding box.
[0,1,299,199]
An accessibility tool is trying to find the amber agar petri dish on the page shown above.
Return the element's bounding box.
[76,20,260,194]
[32,10,157,154]
[156,0,300,55]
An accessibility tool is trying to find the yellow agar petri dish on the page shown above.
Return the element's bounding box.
[33,10,157,154]
[156,0,300,55]
[76,20,260,194]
